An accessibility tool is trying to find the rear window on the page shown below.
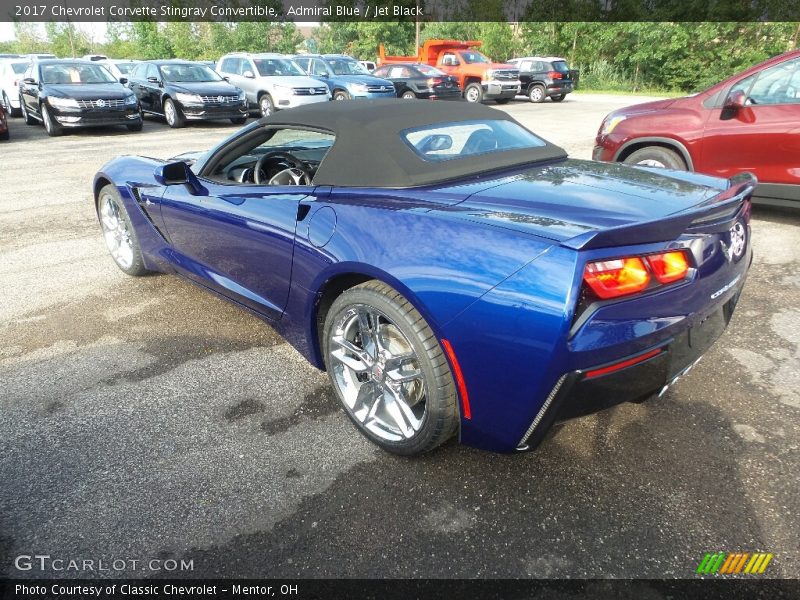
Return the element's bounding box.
[402,120,546,162]
[550,61,570,73]
[11,62,28,74]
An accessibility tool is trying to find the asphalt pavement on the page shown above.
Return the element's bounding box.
[0,94,798,579]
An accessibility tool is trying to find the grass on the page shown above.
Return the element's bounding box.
[573,88,686,98]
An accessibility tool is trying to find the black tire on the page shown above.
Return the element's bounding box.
[41,104,62,137]
[0,129,8,141]
[96,184,149,277]
[259,93,274,117]
[551,94,566,102]
[126,120,143,132]
[623,146,687,170]
[463,82,483,103]
[322,280,459,456]
[21,97,36,125]
[230,116,247,125]
[495,98,511,104]
[401,90,416,100]
[333,90,350,101]
[528,85,546,103]
[163,98,185,128]
[3,92,20,117]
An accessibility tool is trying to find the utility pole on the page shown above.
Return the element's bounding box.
[415,0,420,50]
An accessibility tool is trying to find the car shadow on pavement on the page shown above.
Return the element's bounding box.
[171,394,774,579]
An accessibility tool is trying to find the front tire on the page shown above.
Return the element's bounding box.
[97,184,149,276]
[230,116,247,125]
[623,146,687,170]
[464,82,483,103]
[163,98,185,128]
[495,98,511,104]
[333,90,350,101]
[259,93,274,118]
[41,104,62,137]
[126,119,143,132]
[323,281,459,455]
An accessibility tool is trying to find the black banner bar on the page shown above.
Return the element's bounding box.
[2,579,800,600]
[2,0,800,23]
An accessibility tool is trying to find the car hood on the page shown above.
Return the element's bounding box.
[167,81,240,95]
[336,74,393,85]
[489,63,518,71]
[268,75,327,89]
[46,83,131,99]
[437,159,727,242]
[611,97,676,117]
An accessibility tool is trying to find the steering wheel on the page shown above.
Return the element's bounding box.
[254,151,312,186]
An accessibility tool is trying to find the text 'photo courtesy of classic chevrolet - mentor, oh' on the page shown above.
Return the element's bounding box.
[93,100,754,455]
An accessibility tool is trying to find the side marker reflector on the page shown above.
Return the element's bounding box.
[584,348,663,380]
[441,339,471,420]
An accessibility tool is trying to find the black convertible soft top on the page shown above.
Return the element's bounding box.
[260,99,567,188]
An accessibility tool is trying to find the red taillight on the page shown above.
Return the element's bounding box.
[427,77,443,87]
[583,257,650,299]
[548,71,563,80]
[647,250,690,284]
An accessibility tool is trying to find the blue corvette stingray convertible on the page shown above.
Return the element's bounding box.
[94,100,753,455]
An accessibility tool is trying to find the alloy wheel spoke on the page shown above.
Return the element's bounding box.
[382,387,419,439]
[331,335,372,368]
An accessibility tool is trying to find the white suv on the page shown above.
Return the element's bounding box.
[216,53,330,118]
[1,58,30,116]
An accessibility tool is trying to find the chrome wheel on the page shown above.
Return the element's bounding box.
[164,100,176,126]
[99,192,135,270]
[329,305,426,441]
[636,159,667,168]
[260,95,273,117]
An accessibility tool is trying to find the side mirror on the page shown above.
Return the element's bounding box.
[721,89,747,120]
[419,134,453,153]
[119,77,128,85]
[222,76,230,82]
[146,76,160,85]
[23,77,35,85]
[154,162,207,196]
[243,71,255,79]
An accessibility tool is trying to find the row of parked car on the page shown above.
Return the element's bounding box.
[0,44,584,141]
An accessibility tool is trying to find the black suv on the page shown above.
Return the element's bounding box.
[507,57,577,103]
[19,59,142,136]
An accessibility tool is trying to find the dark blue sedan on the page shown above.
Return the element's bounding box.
[93,100,753,455]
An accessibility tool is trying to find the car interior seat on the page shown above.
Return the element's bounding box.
[462,128,498,155]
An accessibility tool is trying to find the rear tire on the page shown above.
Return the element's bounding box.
[3,92,20,117]
[551,94,566,102]
[464,82,483,103]
[623,146,687,170]
[495,98,511,104]
[528,85,546,103]
[163,98,185,128]
[323,280,459,456]
[0,129,8,141]
[401,90,416,100]
[41,104,62,137]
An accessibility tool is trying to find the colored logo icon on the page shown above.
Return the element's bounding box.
[697,552,774,574]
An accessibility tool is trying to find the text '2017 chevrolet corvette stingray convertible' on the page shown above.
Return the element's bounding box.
[94,100,754,455]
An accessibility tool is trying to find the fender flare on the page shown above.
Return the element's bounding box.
[613,136,695,171]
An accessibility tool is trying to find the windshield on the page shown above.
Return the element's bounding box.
[160,64,222,83]
[115,62,137,75]
[326,58,369,76]
[416,64,446,76]
[40,63,117,85]
[254,58,305,77]
[403,120,546,162]
[460,51,491,64]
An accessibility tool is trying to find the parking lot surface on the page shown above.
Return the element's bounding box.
[1,94,798,579]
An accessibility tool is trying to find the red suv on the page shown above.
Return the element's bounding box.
[594,50,800,208]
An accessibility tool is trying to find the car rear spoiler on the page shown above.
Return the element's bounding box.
[561,172,757,251]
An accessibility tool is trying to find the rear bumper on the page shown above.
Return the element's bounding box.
[516,288,744,451]
[546,82,573,96]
